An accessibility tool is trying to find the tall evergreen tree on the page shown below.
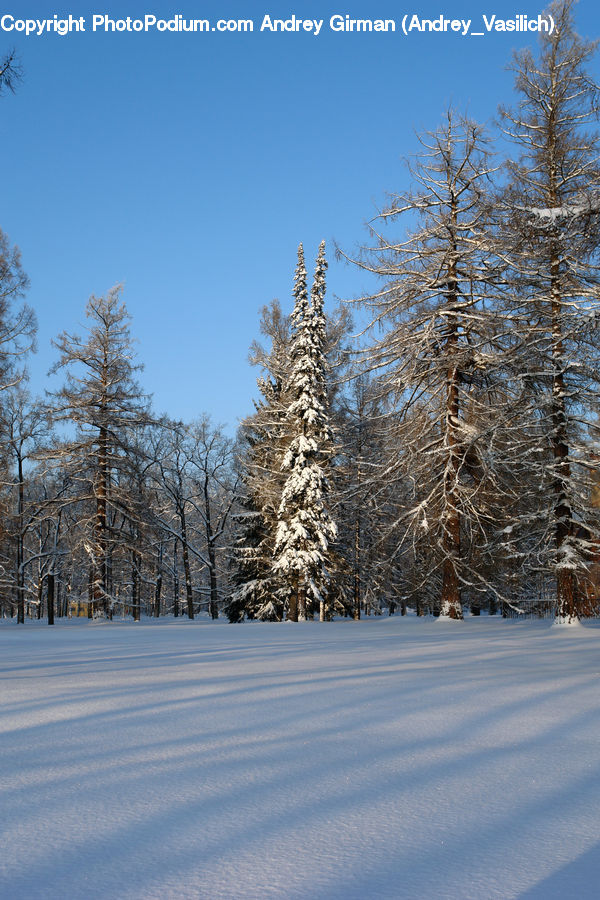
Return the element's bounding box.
[273,243,337,622]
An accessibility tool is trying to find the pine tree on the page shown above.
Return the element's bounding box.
[273,243,337,622]
[498,0,600,622]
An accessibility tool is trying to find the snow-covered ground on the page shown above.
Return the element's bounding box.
[1,615,599,900]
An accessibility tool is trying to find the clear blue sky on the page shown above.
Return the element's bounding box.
[2,1,598,430]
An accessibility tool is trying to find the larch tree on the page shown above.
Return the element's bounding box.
[0,228,35,395]
[498,0,600,622]
[342,112,506,619]
[48,286,150,618]
[272,242,337,622]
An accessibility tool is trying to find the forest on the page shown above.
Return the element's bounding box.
[2,0,600,627]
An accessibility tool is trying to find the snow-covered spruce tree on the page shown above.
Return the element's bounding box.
[341,113,508,620]
[498,0,600,623]
[228,434,285,622]
[272,243,337,622]
[230,285,351,622]
[47,286,150,618]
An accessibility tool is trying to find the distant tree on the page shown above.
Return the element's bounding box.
[148,422,198,620]
[148,417,236,619]
[0,388,50,622]
[188,417,237,619]
[0,229,36,619]
[336,375,397,618]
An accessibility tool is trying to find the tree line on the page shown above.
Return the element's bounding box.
[2,0,600,626]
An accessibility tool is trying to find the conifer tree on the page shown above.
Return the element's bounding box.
[48,286,150,617]
[498,0,600,622]
[342,113,504,619]
[273,243,337,621]
[228,301,292,621]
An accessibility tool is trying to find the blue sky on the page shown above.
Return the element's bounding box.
[2,1,599,430]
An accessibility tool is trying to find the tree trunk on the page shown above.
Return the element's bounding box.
[202,477,220,619]
[88,566,93,618]
[287,578,299,621]
[440,361,462,619]
[47,573,55,626]
[16,457,24,624]
[179,508,194,619]
[173,539,179,617]
[154,545,163,618]
[132,551,140,621]
[298,585,306,621]
[353,513,361,620]
[56,579,63,618]
[544,85,578,622]
[208,564,219,619]
[439,207,463,621]
[551,257,577,620]
[93,425,109,617]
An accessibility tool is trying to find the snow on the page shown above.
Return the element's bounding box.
[526,202,590,222]
[1,615,599,900]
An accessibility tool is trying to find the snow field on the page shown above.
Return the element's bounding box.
[1,616,599,899]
